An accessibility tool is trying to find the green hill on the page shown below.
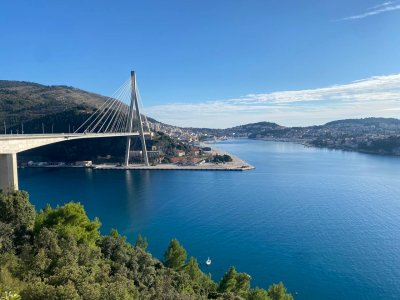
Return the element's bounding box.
[0,80,107,131]
[0,81,132,163]
[0,80,190,163]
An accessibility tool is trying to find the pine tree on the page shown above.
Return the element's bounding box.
[248,288,272,300]
[267,282,293,300]
[184,257,203,282]
[236,272,251,294]
[134,234,148,250]
[218,266,237,293]
[163,239,187,270]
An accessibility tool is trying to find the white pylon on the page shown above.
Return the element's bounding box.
[124,71,150,166]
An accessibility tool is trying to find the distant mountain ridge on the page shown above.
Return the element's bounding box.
[1,79,400,157]
[192,118,400,156]
[214,118,400,132]
[324,117,400,127]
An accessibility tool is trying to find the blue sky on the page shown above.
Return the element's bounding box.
[1,0,400,127]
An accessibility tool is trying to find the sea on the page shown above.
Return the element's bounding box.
[19,139,400,300]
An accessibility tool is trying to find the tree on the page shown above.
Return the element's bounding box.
[0,253,24,297]
[223,154,233,162]
[163,239,187,270]
[248,288,272,300]
[235,272,251,295]
[99,230,132,270]
[0,222,14,254]
[183,257,216,296]
[34,203,100,246]
[0,191,35,230]
[134,234,148,251]
[184,257,202,282]
[218,266,237,293]
[218,266,251,296]
[0,189,294,300]
[267,282,293,300]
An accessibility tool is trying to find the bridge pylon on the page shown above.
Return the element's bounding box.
[124,71,150,166]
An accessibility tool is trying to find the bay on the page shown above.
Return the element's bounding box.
[19,139,400,300]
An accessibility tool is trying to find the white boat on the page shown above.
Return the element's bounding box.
[206,257,212,266]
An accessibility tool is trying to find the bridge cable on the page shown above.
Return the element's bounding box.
[88,80,130,133]
[74,78,130,133]
[104,84,130,132]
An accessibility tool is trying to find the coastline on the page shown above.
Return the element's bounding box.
[250,137,400,157]
[20,143,255,172]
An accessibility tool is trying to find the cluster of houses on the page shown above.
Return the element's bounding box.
[172,145,217,164]
[150,121,201,144]
[129,144,213,166]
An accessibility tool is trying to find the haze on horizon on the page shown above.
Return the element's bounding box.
[1,0,400,128]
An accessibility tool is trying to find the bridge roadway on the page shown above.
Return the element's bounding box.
[0,132,150,191]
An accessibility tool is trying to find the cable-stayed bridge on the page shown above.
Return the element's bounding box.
[0,71,151,191]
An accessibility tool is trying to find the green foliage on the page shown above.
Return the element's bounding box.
[0,253,24,296]
[0,190,294,299]
[153,132,192,158]
[218,266,252,297]
[164,239,187,270]
[0,191,35,230]
[213,154,233,163]
[0,80,106,130]
[218,266,238,293]
[0,191,35,250]
[184,257,203,282]
[184,257,216,296]
[248,288,272,300]
[134,234,148,250]
[267,282,294,300]
[34,202,100,246]
[0,291,21,300]
[236,272,251,295]
[0,223,14,254]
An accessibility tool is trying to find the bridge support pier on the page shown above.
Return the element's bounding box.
[0,153,18,191]
[124,70,150,166]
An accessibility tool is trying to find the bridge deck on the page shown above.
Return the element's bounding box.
[0,132,146,140]
[0,132,151,154]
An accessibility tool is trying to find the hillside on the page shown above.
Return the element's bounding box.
[324,117,400,128]
[184,121,283,140]
[193,118,400,156]
[0,80,193,164]
[0,80,107,130]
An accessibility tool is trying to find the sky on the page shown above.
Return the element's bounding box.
[1,0,400,128]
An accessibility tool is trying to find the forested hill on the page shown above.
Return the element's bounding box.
[0,80,107,130]
[186,122,283,137]
[323,118,400,128]
[0,80,189,163]
[0,81,130,162]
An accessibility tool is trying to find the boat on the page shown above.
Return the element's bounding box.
[206,257,212,266]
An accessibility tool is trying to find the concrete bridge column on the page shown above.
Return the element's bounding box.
[0,153,18,191]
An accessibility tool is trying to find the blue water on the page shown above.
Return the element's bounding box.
[19,139,400,300]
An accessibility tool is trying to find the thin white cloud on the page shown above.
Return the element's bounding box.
[145,74,400,128]
[368,1,395,10]
[340,1,400,20]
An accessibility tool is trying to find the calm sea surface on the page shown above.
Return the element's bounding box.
[19,139,400,300]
